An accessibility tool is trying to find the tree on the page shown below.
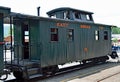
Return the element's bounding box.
[112,26,120,34]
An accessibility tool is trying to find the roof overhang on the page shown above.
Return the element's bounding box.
[0,6,11,17]
[47,7,94,16]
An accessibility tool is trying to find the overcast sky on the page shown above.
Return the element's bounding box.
[0,0,120,26]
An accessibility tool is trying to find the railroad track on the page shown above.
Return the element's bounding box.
[4,62,109,82]
[97,71,120,82]
[26,62,100,82]
[60,62,120,82]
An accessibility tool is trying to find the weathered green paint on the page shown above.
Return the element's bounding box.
[14,19,23,60]
[0,6,10,17]
[29,19,40,60]
[13,15,111,68]
[38,19,111,67]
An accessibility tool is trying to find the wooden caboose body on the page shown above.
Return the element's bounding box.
[13,8,112,68]
[0,7,114,79]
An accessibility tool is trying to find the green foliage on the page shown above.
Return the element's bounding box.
[112,38,118,43]
[112,27,120,34]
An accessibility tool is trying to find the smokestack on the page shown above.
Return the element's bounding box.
[37,6,40,16]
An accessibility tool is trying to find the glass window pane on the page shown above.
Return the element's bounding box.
[51,28,58,41]
[104,31,108,40]
[25,31,29,35]
[95,30,99,40]
[68,29,74,41]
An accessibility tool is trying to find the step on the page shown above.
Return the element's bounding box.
[29,74,43,79]
[26,63,39,69]
[27,68,40,76]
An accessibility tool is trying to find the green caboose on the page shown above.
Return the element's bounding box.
[3,7,114,79]
[13,7,111,66]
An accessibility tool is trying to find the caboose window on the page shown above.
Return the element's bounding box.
[95,30,99,40]
[25,31,29,36]
[86,14,92,21]
[24,31,29,42]
[50,14,56,18]
[51,28,58,41]
[68,29,74,41]
[86,15,90,20]
[64,11,70,19]
[74,12,81,19]
[104,31,108,40]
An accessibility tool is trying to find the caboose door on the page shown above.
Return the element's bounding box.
[14,20,30,60]
[29,20,40,60]
[22,23,29,59]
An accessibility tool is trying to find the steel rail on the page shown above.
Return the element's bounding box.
[97,71,120,82]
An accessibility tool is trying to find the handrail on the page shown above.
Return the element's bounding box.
[10,16,13,67]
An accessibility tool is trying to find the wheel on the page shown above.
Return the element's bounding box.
[110,51,118,59]
[51,65,59,75]
[42,65,59,76]
[13,70,23,79]
[82,60,87,64]
[13,67,23,80]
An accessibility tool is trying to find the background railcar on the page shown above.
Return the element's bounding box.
[0,6,10,80]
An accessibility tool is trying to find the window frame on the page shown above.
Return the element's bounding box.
[50,28,58,42]
[67,29,74,41]
[95,30,99,41]
[74,12,81,19]
[104,31,108,40]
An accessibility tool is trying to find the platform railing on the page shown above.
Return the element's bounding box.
[5,42,42,67]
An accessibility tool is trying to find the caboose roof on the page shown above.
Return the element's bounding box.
[47,7,94,15]
[0,6,11,17]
